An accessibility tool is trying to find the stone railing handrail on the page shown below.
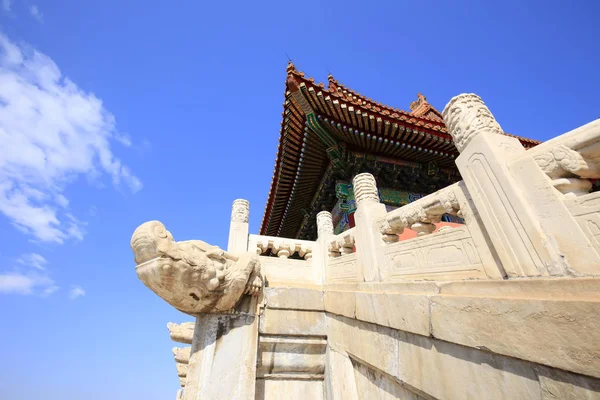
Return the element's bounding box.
[378,183,461,241]
[327,227,356,257]
[248,234,314,260]
[518,119,600,197]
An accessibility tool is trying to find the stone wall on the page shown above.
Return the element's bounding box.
[261,283,600,400]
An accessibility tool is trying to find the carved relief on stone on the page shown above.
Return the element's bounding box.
[442,93,503,152]
[352,173,379,204]
[167,322,195,344]
[328,229,356,257]
[172,346,191,364]
[131,221,263,314]
[383,204,428,235]
[176,363,188,378]
[316,211,334,238]
[438,187,460,215]
[272,239,292,259]
[298,244,313,260]
[380,193,454,240]
[534,144,592,179]
[231,199,250,223]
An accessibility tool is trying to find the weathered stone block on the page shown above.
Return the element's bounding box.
[259,309,326,336]
[328,313,545,400]
[327,314,399,378]
[354,292,431,337]
[430,294,600,378]
[325,347,359,400]
[257,336,326,376]
[324,290,356,319]
[395,328,541,400]
[264,287,324,311]
[352,358,426,400]
[536,365,600,400]
[255,379,324,400]
[385,293,431,337]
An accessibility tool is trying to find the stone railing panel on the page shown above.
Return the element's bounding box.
[249,234,314,260]
[564,191,600,274]
[382,225,488,281]
[326,253,360,283]
[260,256,315,285]
[327,228,356,258]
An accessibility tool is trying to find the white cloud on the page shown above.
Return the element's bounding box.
[0,253,58,296]
[0,32,141,243]
[42,284,59,296]
[2,0,11,12]
[29,5,42,22]
[0,271,56,295]
[55,193,69,208]
[69,285,85,299]
[17,252,47,270]
[114,133,132,147]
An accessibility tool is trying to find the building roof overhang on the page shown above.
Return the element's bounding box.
[260,62,541,239]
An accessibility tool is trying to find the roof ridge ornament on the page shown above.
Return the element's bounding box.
[286,60,297,74]
[409,92,428,111]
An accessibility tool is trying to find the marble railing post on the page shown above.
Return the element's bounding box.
[443,93,570,277]
[228,199,250,253]
[314,211,335,283]
[352,173,389,282]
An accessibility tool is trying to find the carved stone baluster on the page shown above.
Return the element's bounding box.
[256,239,269,255]
[273,240,291,259]
[411,221,436,236]
[303,249,313,261]
[338,231,355,254]
[298,244,313,260]
[328,239,341,258]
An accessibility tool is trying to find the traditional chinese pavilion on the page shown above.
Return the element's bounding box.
[260,63,540,240]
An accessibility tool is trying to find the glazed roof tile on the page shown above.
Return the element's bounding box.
[260,62,541,237]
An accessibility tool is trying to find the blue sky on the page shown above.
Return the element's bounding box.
[0,0,598,399]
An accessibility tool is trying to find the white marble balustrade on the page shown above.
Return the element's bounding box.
[327,228,356,258]
[248,234,314,260]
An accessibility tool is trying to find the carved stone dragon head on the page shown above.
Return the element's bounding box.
[131,221,262,315]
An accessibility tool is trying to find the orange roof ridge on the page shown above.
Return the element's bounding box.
[327,75,410,117]
[284,64,540,144]
[409,93,444,122]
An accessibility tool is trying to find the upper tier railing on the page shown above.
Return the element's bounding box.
[226,94,600,285]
